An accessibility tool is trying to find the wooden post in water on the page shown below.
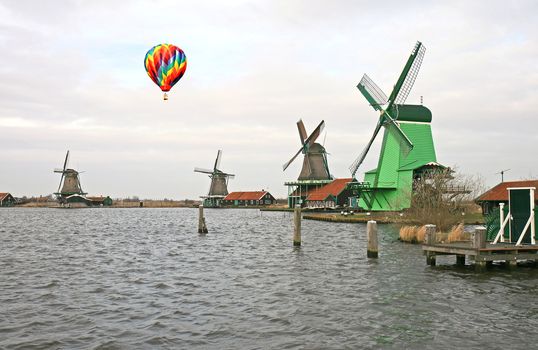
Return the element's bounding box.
[198,205,208,234]
[425,224,436,266]
[293,204,301,246]
[456,255,466,266]
[472,227,486,271]
[366,220,378,258]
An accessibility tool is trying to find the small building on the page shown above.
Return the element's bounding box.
[285,179,333,208]
[64,194,90,207]
[304,178,353,209]
[475,180,538,215]
[0,193,15,207]
[87,196,113,206]
[222,191,276,206]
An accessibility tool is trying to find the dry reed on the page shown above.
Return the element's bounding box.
[399,225,419,243]
[447,223,466,242]
[416,226,426,243]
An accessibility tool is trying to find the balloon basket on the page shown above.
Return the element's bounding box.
[163,93,168,101]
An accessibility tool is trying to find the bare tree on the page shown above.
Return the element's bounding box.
[405,168,482,232]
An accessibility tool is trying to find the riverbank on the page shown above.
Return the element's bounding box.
[303,212,485,225]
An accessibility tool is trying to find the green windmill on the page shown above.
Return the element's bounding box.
[349,41,444,211]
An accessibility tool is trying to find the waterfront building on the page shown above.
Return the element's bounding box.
[0,193,15,207]
[222,191,275,206]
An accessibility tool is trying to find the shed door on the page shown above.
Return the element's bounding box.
[510,189,531,244]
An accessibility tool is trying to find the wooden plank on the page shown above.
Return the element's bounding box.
[473,253,538,262]
[422,245,477,256]
[479,246,538,252]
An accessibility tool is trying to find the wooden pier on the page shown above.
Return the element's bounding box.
[422,227,538,270]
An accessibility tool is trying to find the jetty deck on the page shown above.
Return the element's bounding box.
[423,242,538,261]
[422,226,538,270]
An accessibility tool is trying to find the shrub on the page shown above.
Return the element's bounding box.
[404,168,483,232]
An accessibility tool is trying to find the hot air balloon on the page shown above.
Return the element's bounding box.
[144,43,187,100]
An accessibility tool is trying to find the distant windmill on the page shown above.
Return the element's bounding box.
[194,150,235,207]
[495,169,510,182]
[283,119,331,180]
[348,41,444,211]
[54,150,87,201]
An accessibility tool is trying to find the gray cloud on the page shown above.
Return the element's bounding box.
[0,0,537,198]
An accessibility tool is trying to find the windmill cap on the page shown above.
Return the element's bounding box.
[390,104,432,123]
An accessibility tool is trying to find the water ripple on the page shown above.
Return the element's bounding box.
[1,208,538,349]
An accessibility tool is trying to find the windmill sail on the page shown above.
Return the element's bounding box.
[387,41,426,109]
[283,148,303,171]
[194,167,214,174]
[394,42,426,105]
[297,119,308,145]
[214,150,222,171]
[349,121,383,177]
[357,74,388,111]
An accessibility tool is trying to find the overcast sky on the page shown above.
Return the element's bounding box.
[1,0,537,199]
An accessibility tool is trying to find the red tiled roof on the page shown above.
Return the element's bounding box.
[224,191,269,201]
[0,193,11,201]
[306,178,352,201]
[476,180,538,202]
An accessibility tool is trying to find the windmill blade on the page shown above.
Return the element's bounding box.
[54,168,64,173]
[387,41,426,109]
[77,173,84,193]
[194,167,214,174]
[63,150,70,171]
[221,173,235,179]
[283,147,303,171]
[385,118,413,156]
[305,120,325,146]
[57,174,64,193]
[357,74,388,111]
[395,42,426,105]
[349,121,383,177]
[322,150,331,178]
[214,150,222,171]
[297,119,308,145]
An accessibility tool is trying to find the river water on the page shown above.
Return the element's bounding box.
[1,208,538,349]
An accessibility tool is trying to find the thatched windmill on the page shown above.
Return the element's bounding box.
[283,119,331,180]
[194,150,235,207]
[54,150,87,202]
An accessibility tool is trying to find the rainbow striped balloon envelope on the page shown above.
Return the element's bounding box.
[144,43,187,99]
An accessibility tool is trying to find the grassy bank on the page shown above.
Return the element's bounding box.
[303,212,484,225]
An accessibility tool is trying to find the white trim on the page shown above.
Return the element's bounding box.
[499,203,505,243]
[493,207,511,244]
[530,189,536,244]
[397,120,431,125]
